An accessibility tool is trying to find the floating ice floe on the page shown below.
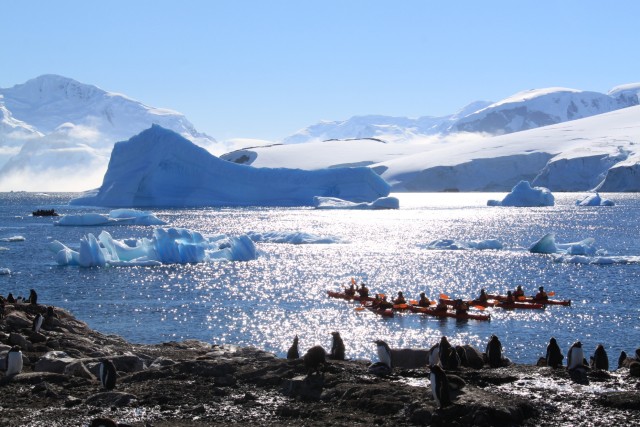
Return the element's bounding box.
[529,233,602,255]
[55,209,167,226]
[487,181,554,207]
[247,231,342,244]
[313,196,399,210]
[49,227,257,267]
[423,239,504,250]
[0,236,25,242]
[575,193,615,206]
[0,268,10,275]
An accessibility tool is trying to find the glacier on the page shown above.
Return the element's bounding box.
[70,125,391,208]
[49,228,257,267]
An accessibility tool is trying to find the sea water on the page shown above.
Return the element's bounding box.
[1,192,639,365]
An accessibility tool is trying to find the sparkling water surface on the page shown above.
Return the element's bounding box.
[1,192,639,365]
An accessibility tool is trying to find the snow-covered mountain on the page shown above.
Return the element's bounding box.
[282,86,639,144]
[282,101,492,144]
[221,104,640,192]
[0,75,217,191]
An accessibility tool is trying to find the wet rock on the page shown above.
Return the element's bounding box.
[630,362,640,377]
[282,374,324,401]
[64,360,95,380]
[34,352,78,373]
[64,395,83,407]
[86,391,137,407]
[150,356,175,368]
[214,374,237,386]
[32,381,61,398]
[29,331,47,343]
[5,311,32,330]
[174,360,236,377]
[598,391,640,410]
[8,332,31,351]
[0,371,67,385]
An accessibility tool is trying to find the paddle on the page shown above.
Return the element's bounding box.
[351,277,356,285]
[517,296,526,301]
[439,293,450,300]
[354,307,365,311]
[548,291,555,297]
[409,299,418,305]
[472,304,486,310]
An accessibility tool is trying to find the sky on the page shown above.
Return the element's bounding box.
[3,1,640,142]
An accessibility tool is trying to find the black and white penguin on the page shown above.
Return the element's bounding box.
[429,343,440,366]
[590,344,609,371]
[28,289,38,305]
[545,337,564,368]
[486,335,503,368]
[429,364,451,408]
[303,345,327,376]
[567,341,585,370]
[618,351,629,369]
[99,359,117,390]
[5,345,23,376]
[286,335,299,359]
[439,336,453,368]
[330,331,345,360]
[32,313,44,333]
[375,340,393,369]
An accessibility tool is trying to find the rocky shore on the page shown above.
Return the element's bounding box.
[1,302,639,427]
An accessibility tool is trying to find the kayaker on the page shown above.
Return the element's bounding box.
[506,291,515,303]
[514,285,524,298]
[357,283,369,298]
[535,286,548,301]
[379,295,394,310]
[393,291,406,305]
[344,283,356,297]
[454,299,469,316]
[435,299,448,312]
[418,292,431,307]
[371,294,382,308]
[478,288,488,303]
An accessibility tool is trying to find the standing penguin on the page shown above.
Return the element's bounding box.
[375,340,393,368]
[5,345,23,376]
[429,343,440,367]
[303,345,327,376]
[429,364,451,408]
[486,335,503,368]
[590,344,609,371]
[567,341,585,370]
[439,336,453,368]
[545,337,564,368]
[330,331,345,360]
[32,313,44,333]
[28,289,38,305]
[99,359,117,390]
[286,335,299,359]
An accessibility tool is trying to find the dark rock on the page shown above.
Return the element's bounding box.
[282,374,324,401]
[598,392,640,410]
[85,391,137,407]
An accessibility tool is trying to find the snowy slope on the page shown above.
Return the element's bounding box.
[0,75,218,191]
[451,87,638,134]
[71,125,390,207]
[222,105,640,192]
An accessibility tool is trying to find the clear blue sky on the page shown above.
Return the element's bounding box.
[3,1,639,141]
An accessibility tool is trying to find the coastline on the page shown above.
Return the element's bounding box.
[1,302,639,426]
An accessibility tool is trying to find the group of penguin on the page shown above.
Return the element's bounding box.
[1,290,119,393]
[286,331,346,375]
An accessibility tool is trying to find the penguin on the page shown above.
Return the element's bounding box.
[303,345,327,376]
[429,364,451,408]
[375,340,393,369]
[5,345,23,376]
[439,336,453,368]
[329,331,345,360]
[429,343,440,366]
[486,335,503,368]
[286,335,299,359]
[590,344,609,371]
[32,313,44,333]
[99,359,117,390]
[28,289,38,305]
[545,337,564,368]
[618,351,629,369]
[567,341,585,370]
[89,418,118,427]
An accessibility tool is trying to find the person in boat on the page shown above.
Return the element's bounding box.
[371,294,382,308]
[344,282,356,297]
[435,299,448,312]
[379,295,394,310]
[357,283,369,299]
[478,288,488,303]
[505,290,515,303]
[393,291,406,305]
[454,299,469,316]
[418,292,431,307]
[513,285,524,298]
[535,286,548,301]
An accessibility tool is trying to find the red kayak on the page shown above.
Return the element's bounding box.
[487,293,570,306]
[408,305,490,321]
[327,290,375,303]
[495,301,544,310]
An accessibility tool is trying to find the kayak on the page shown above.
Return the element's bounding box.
[362,305,394,318]
[495,301,544,310]
[487,293,570,306]
[327,290,375,303]
[440,297,542,310]
[408,305,490,321]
